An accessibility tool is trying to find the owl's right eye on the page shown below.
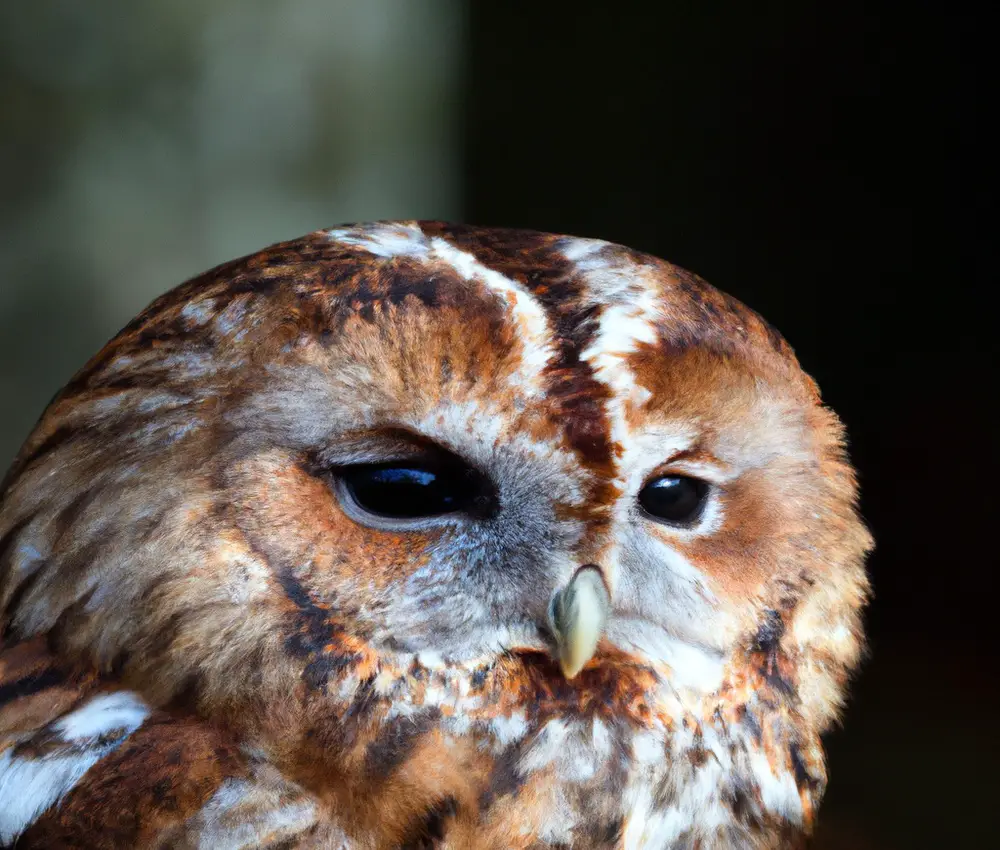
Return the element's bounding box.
[336,462,489,520]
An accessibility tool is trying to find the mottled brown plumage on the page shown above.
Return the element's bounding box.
[0,222,871,848]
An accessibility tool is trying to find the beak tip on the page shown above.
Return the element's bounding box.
[549,565,610,680]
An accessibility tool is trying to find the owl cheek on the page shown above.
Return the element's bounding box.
[672,536,765,599]
[669,475,783,589]
[224,451,437,605]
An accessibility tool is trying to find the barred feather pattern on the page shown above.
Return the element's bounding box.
[0,222,870,848]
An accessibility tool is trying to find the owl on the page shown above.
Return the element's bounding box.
[0,222,871,849]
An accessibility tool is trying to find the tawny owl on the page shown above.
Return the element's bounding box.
[0,222,871,849]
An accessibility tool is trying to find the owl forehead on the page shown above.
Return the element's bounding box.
[63,221,810,480]
[323,222,805,447]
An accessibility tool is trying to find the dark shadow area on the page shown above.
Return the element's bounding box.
[464,5,992,848]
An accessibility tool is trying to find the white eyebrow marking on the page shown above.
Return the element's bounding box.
[328,223,557,392]
[561,238,662,449]
[428,236,555,379]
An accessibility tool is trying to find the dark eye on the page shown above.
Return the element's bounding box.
[338,463,489,520]
[638,475,710,526]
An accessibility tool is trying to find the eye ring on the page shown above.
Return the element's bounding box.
[637,474,710,527]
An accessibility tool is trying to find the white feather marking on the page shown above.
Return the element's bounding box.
[559,237,609,263]
[631,730,665,765]
[747,749,804,823]
[328,225,557,390]
[328,222,429,258]
[490,711,528,746]
[416,650,445,671]
[385,700,419,720]
[0,691,150,844]
[622,784,653,850]
[180,299,217,325]
[591,717,612,759]
[562,240,668,460]
[423,685,446,705]
[444,713,473,735]
[637,627,725,693]
[54,691,149,740]
[185,775,319,850]
[428,236,555,380]
[518,718,569,773]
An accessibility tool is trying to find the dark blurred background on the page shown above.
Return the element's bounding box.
[1,3,993,848]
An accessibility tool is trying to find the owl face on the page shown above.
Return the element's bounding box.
[1,222,868,735]
[0,222,872,845]
[224,258,822,684]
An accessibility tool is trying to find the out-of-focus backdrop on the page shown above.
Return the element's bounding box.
[0,0,462,454]
[1,3,992,849]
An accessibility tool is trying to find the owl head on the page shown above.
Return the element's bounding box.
[0,222,870,738]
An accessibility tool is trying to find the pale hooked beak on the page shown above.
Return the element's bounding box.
[547,565,611,679]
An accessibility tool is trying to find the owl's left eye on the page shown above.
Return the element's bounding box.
[337,462,487,520]
[638,474,710,526]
